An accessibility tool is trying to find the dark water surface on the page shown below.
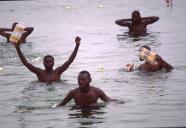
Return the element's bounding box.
[1,0,186,127]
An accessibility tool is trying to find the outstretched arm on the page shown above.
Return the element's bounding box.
[56,90,74,107]
[156,55,173,71]
[56,36,80,74]
[115,18,132,27]
[14,43,41,74]
[96,87,111,102]
[143,16,159,25]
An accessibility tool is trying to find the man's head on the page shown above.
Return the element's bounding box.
[43,55,54,71]
[139,45,151,61]
[78,71,92,92]
[131,10,141,24]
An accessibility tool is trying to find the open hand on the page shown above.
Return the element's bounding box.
[126,62,134,72]
[75,36,81,45]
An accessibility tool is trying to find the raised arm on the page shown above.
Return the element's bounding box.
[56,90,74,107]
[115,18,132,27]
[142,16,159,25]
[14,43,42,74]
[56,36,80,74]
[156,55,173,71]
[0,28,12,40]
[22,27,34,39]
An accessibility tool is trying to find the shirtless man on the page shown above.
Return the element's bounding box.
[138,45,173,72]
[0,23,34,43]
[14,36,80,83]
[127,45,173,72]
[56,71,112,107]
[115,10,159,36]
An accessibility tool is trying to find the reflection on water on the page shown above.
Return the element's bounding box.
[69,105,106,119]
[117,31,160,44]
[68,107,105,127]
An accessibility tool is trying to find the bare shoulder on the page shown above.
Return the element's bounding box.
[65,88,78,98]
[71,87,79,94]
[90,86,99,90]
[36,68,46,74]
[91,86,111,101]
[91,86,104,93]
[143,16,159,25]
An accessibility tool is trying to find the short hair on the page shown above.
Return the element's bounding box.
[132,10,140,16]
[43,55,54,61]
[140,45,151,51]
[79,70,91,80]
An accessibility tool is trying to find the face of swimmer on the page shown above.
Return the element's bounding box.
[132,11,141,24]
[78,71,92,92]
[43,55,54,71]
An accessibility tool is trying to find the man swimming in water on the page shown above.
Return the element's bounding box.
[14,36,80,83]
[115,10,159,36]
[127,45,173,72]
[56,71,113,107]
[0,22,34,43]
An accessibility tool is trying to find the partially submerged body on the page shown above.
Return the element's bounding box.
[14,36,81,83]
[56,71,114,107]
[126,45,173,72]
[115,11,159,36]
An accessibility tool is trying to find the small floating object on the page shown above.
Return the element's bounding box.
[64,5,71,9]
[98,64,104,71]
[165,0,173,6]
[9,9,14,12]
[0,67,3,71]
[97,4,103,8]
[52,103,58,108]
